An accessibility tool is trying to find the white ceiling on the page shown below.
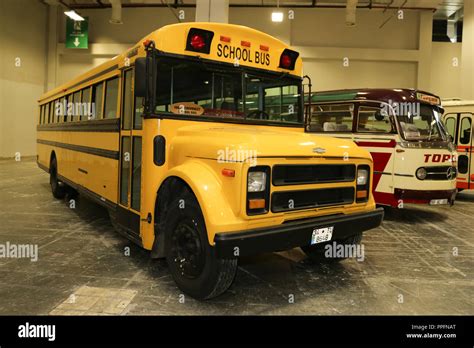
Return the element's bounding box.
[61,0,464,19]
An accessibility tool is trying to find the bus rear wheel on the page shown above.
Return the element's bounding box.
[49,157,66,199]
[164,188,237,300]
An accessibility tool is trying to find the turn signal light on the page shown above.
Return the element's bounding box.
[221,169,235,177]
[356,190,368,199]
[248,199,266,209]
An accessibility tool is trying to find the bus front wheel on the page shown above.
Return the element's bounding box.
[164,187,237,300]
[49,157,66,199]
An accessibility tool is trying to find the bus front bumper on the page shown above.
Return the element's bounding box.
[394,188,457,205]
[214,208,384,258]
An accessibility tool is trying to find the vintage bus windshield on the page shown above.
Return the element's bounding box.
[396,104,448,142]
[154,57,303,125]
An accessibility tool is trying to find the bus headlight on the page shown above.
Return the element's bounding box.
[248,171,267,192]
[416,167,427,180]
[357,168,369,186]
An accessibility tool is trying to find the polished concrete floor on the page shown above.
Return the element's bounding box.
[0,158,473,315]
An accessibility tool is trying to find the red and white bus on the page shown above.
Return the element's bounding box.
[305,89,458,208]
[442,100,474,191]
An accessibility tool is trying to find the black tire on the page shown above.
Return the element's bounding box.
[164,187,237,300]
[50,157,66,199]
[301,233,362,262]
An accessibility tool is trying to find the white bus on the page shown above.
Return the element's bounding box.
[305,89,458,208]
[442,100,474,191]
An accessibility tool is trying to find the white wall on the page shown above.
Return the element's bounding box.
[0,3,467,157]
[430,42,462,99]
[53,7,436,94]
[0,0,48,158]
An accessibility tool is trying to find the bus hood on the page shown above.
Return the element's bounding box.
[170,125,371,162]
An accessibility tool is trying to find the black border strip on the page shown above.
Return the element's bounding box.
[37,118,120,132]
[147,112,304,128]
[58,173,117,211]
[394,173,415,177]
[374,171,392,175]
[58,175,142,246]
[37,161,49,173]
[37,139,119,160]
[40,64,119,102]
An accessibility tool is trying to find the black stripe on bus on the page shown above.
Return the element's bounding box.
[394,173,415,177]
[37,139,119,160]
[37,118,120,132]
[57,173,117,211]
[39,64,119,102]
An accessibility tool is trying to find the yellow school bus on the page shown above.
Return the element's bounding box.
[37,22,383,299]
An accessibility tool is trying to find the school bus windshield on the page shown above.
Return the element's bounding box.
[396,104,448,142]
[154,57,303,125]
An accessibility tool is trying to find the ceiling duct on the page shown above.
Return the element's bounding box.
[346,0,358,26]
[109,0,123,24]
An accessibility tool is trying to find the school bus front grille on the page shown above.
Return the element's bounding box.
[271,187,355,213]
[272,164,356,186]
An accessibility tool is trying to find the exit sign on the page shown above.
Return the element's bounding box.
[66,17,88,49]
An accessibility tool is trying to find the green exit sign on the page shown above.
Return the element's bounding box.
[66,17,88,49]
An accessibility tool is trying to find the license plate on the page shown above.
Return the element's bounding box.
[311,226,334,245]
[430,199,448,205]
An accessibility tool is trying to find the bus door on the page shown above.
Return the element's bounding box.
[353,102,397,205]
[446,113,474,189]
[118,67,143,241]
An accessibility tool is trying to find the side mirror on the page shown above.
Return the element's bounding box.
[134,56,157,114]
[135,57,147,98]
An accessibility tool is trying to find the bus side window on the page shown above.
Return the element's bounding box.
[92,82,104,120]
[44,103,49,124]
[60,97,67,122]
[311,104,353,132]
[444,117,456,141]
[50,100,56,123]
[358,106,393,133]
[82,87,91,121]
[65,94,72,122]
[39,105,43,125]
[122,69,133,130]
[48,101,54,124]
[460,117,472,145]
[104,77,119,119]
[72,90,81,122]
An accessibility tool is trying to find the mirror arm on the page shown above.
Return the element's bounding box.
[144,41,157,115]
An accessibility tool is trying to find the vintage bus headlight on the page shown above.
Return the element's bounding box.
[356,165,370,203]
[357,168,369,186]
[247,166,270,215]
[416,167,427,180]
[248,171,267,192]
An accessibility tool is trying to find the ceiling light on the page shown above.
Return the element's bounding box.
[272,11,284,22]
[64,10,85,21]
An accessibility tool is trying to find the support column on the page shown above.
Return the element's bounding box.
[195,0,229,23]
[46,4,59,91]
[417,11,433,91]
[461,0,474,100]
